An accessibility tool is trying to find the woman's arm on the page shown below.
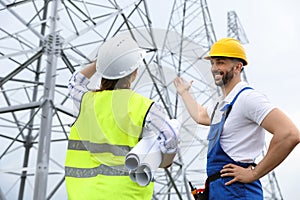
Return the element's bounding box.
[80,62,96,78]
[144,103,179,154]
[68,62,96,115]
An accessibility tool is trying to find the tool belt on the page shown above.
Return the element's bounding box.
[190,172,221,200]
[192,163,256,200]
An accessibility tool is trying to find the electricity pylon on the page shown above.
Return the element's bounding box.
[0,1,164,199]
[0,0,211,199]
[149,0,218,199]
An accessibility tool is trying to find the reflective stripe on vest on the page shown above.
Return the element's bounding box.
[68,140,132,156]
[65,164,128,178]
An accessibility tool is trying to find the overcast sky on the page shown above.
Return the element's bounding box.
[150,0,300,199]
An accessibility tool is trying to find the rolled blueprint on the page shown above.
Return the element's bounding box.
[129,170,137,182]
[128,164,153,186]
[125,136,162,171]
[125,135,162,186]
[125,119,180,186]
[135,164,152,186]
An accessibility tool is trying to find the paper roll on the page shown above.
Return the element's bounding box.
[125,154,140,170]
[135,164,152,186]
[129,170,137,182]
[125,136,162,172]
[125,119,180,186]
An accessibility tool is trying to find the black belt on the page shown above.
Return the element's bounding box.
[207,172,221,183]
[197,173,221,200]
[207,163,257,183]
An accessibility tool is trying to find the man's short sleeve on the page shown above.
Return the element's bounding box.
[242,90,276,125]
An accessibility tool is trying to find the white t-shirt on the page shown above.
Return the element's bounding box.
[207,81,276,163]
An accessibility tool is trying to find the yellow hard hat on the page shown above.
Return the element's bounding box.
[204,38,248,66]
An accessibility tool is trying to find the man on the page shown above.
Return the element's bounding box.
[173,38,300,199]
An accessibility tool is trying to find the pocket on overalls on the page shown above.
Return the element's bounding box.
[207,124,222,153]
[207,125,219,141]
[210,177,245,200]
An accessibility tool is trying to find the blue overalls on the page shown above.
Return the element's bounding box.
[206,87,263,200]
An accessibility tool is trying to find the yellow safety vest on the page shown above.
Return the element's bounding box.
[65,89,154,200]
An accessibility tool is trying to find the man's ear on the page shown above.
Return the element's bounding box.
[235,62,243,73]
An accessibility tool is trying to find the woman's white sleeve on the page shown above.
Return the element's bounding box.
[68,71,90,116]
[144,102,180,154]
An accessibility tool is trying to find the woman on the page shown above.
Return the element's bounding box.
[65,34,179,200]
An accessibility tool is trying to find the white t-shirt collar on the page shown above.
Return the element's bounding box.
[222,81,249,105]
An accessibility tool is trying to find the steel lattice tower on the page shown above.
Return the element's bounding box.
[150,0,218,199]
[0,1,283,200]
[227,10,249,83]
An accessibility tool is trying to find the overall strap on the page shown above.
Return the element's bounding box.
[230,86,253,107]
[221,86,253,119]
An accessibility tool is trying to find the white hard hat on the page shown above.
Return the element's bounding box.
[96,34,146,79]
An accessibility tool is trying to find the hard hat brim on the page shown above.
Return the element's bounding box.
[202,55,248,66]
[203,55,212,61]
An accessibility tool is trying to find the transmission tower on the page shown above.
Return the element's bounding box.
[149,0,219,199]
[227,10,249,83]
[0,1,284,200]
[227,10,283,200]
[227,10,249,44]
[0,0,165,199]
